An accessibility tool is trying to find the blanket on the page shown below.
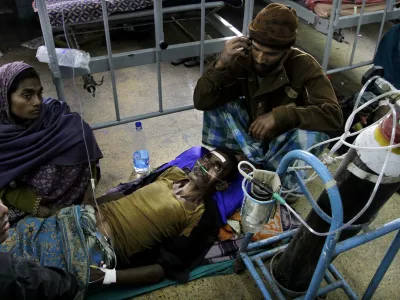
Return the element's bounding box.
[0,205,113,300]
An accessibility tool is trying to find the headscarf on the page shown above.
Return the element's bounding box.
[0,62,32,124]
[0,62,103,189]
[248,3,298,49]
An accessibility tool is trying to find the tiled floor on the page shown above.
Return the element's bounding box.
[1,2,399,299]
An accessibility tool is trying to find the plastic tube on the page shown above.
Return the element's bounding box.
[61,9,118,274]
[279,103,397,236]
[306,76,379,155]
[280,107,392,192]
[196,160,226,183]
[353,76,381,112]
[307,91,400,153]
[329,75,381,154]
[281,90,400,195]
[338,91,400,150]
[306,108,390,154]
[238,161,275,194]
[238,161,256,180]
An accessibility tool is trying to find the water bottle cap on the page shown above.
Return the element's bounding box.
[135,122,142,129]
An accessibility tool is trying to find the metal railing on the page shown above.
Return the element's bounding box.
[322,0,397,74]
[36,0,254,130]
[267,0,400,75]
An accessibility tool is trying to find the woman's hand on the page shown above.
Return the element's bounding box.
[37,206,50,218]
[37,206,61,218]
[0,200,10,244]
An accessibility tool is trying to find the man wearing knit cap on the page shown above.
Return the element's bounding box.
[194,3,343,200]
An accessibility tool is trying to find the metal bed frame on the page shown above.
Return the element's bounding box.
[35,0,254,130]
[268,0,400,74]
[51,2,222,31]
[237,150,400,299]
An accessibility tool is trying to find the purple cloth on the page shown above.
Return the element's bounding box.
[7,163,92,224]
[0,62,103,190]
[20,163,91,207]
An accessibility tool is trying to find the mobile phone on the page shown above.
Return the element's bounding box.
[244,37,252,55]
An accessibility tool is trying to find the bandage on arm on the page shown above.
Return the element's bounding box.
[114,264,165,285]
[100,268,116,284]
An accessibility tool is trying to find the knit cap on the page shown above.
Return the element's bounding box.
[249,3,298,49]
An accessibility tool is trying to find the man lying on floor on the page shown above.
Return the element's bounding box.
[0,148,238,297]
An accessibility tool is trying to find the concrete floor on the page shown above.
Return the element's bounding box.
[1,1,399,299]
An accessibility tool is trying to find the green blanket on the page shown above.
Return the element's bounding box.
[86,260,234,299]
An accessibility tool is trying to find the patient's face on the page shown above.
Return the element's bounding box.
[189,151,233,190]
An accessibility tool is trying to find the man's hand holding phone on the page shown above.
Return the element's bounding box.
[215,37,251,70]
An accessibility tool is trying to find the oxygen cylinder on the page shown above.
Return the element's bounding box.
[272,114,400,293]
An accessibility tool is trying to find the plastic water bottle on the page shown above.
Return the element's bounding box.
[36,46,91,71]
[132,122,150,174]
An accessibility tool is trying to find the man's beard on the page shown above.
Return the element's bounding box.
[252,60,280,76]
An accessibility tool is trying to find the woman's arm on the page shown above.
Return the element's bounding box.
[0,186,37,215]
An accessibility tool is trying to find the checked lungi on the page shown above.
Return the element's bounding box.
[202,99,329,194]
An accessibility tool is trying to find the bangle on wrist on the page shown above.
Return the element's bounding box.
[32,196,42,217]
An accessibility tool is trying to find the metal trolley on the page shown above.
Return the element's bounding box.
[237,150,400,299]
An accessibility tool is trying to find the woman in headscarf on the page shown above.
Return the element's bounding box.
[0,62,103,224]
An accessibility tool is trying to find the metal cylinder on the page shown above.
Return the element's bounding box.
[241,180,276,233]
[273,123,400,292]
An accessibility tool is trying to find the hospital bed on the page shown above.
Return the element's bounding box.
[42,0,242,28]
[265,0,400,74]
[34,0,253,129]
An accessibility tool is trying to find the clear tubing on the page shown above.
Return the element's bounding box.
[61,8,117,274]
[307,111,389,154]
[330,75,381,154]
[196,160,226,183]
[339,91,400,150]
[308,90,400,153]
[238,161,256,180]
[281,90,400,194]
[276,103,397,236]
